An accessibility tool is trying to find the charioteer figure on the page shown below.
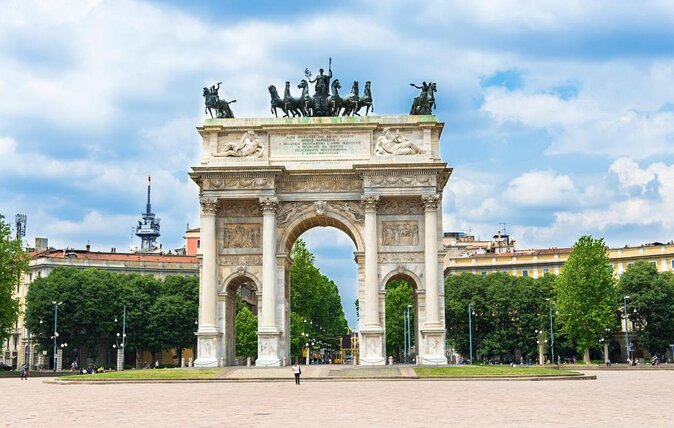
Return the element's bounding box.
[305,58,333,116]
[203,82,236,119]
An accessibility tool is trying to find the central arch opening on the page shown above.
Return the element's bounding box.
[285,223,359,366]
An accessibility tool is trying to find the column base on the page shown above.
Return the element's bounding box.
[359,328,385,366]
[256,331,282,367]
[194,331,222,368]
[419,327,446,366]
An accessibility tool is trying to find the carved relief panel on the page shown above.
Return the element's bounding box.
[381,221,419,246]
[223,224,261,248]
[215,130,266,158]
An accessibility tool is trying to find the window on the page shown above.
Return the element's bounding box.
[481,271,487,276]
[543,268,550,274]
[522,269,529,277]
[197,239,201,249]
[671,260,674,269]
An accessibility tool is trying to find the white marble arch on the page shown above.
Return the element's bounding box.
[218,271,260,366]
[191,115,451,367]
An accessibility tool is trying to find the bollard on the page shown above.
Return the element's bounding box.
[388,356,393,365]
[181,357,185,368]
[282,357,287,367]
[188,357,193,368]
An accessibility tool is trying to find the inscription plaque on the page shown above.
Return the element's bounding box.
[271,131,369,157]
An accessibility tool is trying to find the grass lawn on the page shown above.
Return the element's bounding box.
[60,368,222,380]
[415,365,578,378]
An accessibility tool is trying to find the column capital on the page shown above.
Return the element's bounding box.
[361,195,380,212]
[421,194,441,211]
[200,197,219,215]
[259,197,279,214]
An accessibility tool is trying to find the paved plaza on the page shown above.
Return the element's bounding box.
[3,370,672,427]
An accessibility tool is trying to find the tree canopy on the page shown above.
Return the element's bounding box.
[25,267,197,365]
[0,214,29,341]
[288,239,348,359]
[555,235,616,361]
[618,261,674,355]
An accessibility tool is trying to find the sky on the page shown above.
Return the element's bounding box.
[3,0,674,327]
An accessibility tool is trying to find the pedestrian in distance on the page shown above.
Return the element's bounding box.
[292,359,302,385]
[20,364,28,380]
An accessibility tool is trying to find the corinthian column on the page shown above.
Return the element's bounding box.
[422,194,441,326]
[199,197,218,332]
[259,197,279,331]
[361,195,380,328]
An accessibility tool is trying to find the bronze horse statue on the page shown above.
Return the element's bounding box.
[203,87,236,119]
[341,81,360,116]
[328,79,343,116]
[410,82,437,115]
[268,85,287,118]
[359,81,373,116]
[298,79,314,117]
[282,81,303,117]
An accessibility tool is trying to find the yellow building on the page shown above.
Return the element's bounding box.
[443,234,674,363]
[1,238,199,371]
[444,239,674,278]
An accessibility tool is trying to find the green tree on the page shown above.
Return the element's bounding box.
[235,306,258,359]
[618,262,674,355]
[25,268,121,363]
[444,273,488,359]
[555,235,616,363]
[289,239,348,359]
[385,279,414,361]
[145,275,198,364]
[0,214,29,341]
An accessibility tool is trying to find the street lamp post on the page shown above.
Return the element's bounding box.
[403,305,412,364]
[623,296,631,363]
[51,301,62,372]
[546,298,555,365]
[113,305,127,371]
[468,303,474,364]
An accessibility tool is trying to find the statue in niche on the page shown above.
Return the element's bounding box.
[218,130,264,157]
[374,128,423,155]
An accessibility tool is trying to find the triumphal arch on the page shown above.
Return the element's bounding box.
[190,114,451,366]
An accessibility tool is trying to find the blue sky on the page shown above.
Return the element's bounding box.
[3,1,674,327]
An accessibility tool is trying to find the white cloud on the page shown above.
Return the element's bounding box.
[503,170,576,207]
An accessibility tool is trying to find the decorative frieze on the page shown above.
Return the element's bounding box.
[382,221,419,246]
[276,176,362,193]
[366,174,434,187]
[378,252,424,263]
[378,198,422,215]
[219,255,263,266]
[221,200,260,217]
[223,224,261,248]
[203,177,273,190]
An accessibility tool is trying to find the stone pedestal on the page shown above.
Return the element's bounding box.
[419,328,447,365]
[55,349,63,372]
[255,332,282,367]
[359,330,385,365]
[116,348,124,371]
[194,333,221,368]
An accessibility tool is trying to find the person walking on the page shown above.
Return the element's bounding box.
[20,364,28,380]
[292,360,302,385]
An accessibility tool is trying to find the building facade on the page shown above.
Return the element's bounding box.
[1,238,199,370]
[443,233,674,362]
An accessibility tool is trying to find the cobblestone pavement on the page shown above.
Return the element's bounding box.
[3,370,672,427]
